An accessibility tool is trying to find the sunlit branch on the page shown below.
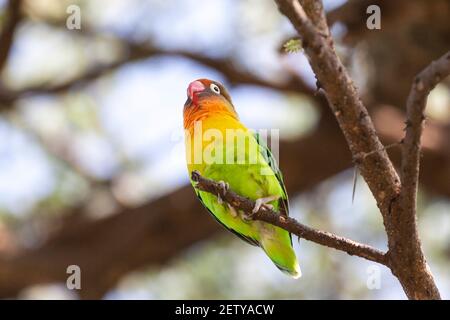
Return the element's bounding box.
[191,170,388,266]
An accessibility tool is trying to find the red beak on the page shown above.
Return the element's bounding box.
[187,80,205,100]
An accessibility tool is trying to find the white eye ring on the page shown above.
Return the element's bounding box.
[210,83,221,94]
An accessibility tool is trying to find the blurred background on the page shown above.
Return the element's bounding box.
[0,0,449,299]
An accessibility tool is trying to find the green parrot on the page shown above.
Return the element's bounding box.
[183,78,301,278]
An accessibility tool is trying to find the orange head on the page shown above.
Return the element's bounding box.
[183,79,238,129]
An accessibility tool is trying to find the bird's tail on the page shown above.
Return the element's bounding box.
[260,229,301,279]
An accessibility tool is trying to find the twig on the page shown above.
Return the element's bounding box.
[0,20,313,107]
[191,171,388,266]
[353,142,401,164]
[400,51,450,216]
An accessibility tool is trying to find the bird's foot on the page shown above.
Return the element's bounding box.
[227,203,238,218]
[252,195,280,214]
[241,211,253,222]
[217,180,229,205]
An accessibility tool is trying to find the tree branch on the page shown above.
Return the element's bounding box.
[191,171,388,266]
[388,51,450,299]
[400,51,450,216]
[274,0,401,226]
[274,0,441,299]
[0,28,313,108]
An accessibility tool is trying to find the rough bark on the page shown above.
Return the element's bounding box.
[390,52,450,299]
[274,0,446,299]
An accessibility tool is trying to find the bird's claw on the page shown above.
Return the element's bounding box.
[252,195,279,214]
[228,203,238,218]
[217,181,229,205]
[218,180,229,192]
[252,199,263,214]
[241,211,253,222]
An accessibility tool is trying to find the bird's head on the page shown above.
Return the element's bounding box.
[183,79,237,129]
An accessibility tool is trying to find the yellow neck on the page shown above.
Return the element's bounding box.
[185,114,248,173]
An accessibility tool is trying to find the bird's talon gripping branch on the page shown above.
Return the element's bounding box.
[227,203,238,218]
[252,195,280,214]
[217,180,229,204]
[191,170,201,184]
[218,180,229,193]
[241,211,253,222]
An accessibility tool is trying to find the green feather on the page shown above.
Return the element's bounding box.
[191,129,301,278]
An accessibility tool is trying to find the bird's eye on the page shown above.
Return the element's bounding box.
[210,83,221,94]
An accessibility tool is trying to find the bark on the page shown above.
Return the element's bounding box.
[274,0,447,299]
[390,52,450,299]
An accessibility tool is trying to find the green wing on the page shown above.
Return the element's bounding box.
[253,132,290,217]
[189,131,299,277]
[194,190,259,246]
[253,132,293,247]
[189,131,291,247]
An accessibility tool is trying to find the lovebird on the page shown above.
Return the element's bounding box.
[183,79,301,278]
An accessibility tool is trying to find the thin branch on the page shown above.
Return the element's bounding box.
[191,171,388,266]
[0,19,313,107]
[392,52,450,287]
[400,51,450,214]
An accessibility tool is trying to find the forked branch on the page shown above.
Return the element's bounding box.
[274,0,447,299]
